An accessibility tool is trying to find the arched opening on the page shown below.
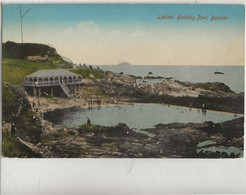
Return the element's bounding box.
[63,77,67,83]
[28,78,32,85]
[25,77,30,85]
[44,77,49,85]
[73,76,76,82]
[55,77,59,84]
[78,76,82,82]
[38,78,43,85]
[50,77,54,85]
[34,78,38,85]
[68,77,72,83]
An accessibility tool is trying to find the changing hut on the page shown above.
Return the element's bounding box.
[23,69,82,98]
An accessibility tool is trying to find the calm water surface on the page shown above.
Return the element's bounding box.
[44,104,241,130]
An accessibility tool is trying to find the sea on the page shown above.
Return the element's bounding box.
[96,65,244,93]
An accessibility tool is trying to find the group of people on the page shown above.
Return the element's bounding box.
[87,99,102,107]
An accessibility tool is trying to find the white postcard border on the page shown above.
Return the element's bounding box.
[1,0,246,194]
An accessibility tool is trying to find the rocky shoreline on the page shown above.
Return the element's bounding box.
[2,70,244,158]
[37,70,242,115]
[87,71,244,114]
[22,117,244,158]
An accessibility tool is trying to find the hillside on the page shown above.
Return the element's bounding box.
[2,41,72,158]
[2,41,57,59]
[2,42,105,157]
[2,41,73,85]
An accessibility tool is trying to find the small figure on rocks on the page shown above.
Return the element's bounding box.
[11,123,16,136]
[87,117,91,125]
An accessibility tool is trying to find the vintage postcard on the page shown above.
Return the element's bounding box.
[2,3,244,159]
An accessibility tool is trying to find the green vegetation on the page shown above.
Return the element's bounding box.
[2,132,41,158]
[2,57,71,85]
[71,68,104,79]
[2,42,104,85]
[20,110,43,144]
[82,123,95,130]
[2,41,73,85]
[2,84,19,122]
[2,41,56,59]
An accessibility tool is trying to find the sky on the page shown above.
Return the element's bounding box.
[2,4,245,65]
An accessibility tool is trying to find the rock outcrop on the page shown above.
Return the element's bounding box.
[34,117,244,158]
[80,73,244,113]
[26,55,49,62]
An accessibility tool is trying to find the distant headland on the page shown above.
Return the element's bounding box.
[117,62,132,66]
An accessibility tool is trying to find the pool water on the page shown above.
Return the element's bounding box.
[44,103,241,130]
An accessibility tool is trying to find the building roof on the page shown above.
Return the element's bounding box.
[25,69,81,78]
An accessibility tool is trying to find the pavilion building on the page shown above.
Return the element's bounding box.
[23,69,82,98]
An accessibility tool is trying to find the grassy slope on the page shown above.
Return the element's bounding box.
[3,59,104,86]
[2,41,105,85]
[20,110,43,144]
[2,84,19,122]
[2,56,71,85]
[2,41,74,85]
[71,68,104,79]
[2,132,41,158]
